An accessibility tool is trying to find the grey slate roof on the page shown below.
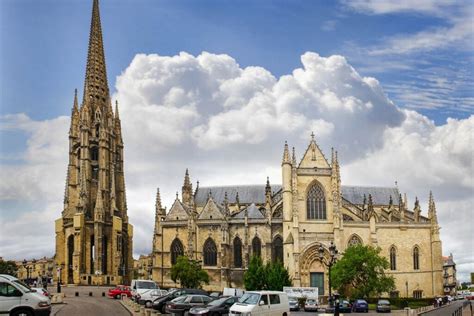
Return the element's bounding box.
[342,186,400,205]
[195,185,282,207]
[195,184,399,207]
[233,203,265,219]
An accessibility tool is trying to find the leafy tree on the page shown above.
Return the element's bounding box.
[330,244,395,298]
[244,256,292,291]
[170,256,209,288]
[244,256,266,290]
[0,260,18,277]
[265,260,292,291]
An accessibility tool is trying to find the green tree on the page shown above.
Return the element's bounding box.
[265,260,292,291]
[244,256,292,291]
[330,244,395,298]
[0,260,18,277]
[170,256,209,288]
[244,256,266,290]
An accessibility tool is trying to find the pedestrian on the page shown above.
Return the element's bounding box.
[33,280,37,287]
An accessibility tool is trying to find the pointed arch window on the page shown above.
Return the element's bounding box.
[252,237,261,258]
[233,237,243,268]
[413,247,420,270]
[390,246,397,270]
[91,147,99,161]
[203,238,217,266]
[272,236,283,263]
[348,235,362,247]
[170,238,184,265]
[307,182,326,219]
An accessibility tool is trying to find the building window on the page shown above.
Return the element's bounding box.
[307,182,326,219]
[203,238,217,266]
[170,238,184,265]
[91,147,99,161]
[233,237,242,268]
[348,235,362,247]
[413,247,420,270]
[413,290,423,299]
[252,237,261,258]
[272,236,283,263]
[390,247,397,270]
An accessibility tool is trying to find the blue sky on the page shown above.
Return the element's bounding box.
[1,0,472,122]
[1,0,473,281]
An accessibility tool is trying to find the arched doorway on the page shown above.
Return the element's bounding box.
[300,243,329,297]
[67,235,74,284]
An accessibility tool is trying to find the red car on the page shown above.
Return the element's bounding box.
[108,285,132,299]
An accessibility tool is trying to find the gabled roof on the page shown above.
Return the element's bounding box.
[198,197,225,220]
[233,203,265,219]
[165,198,189,221]
[298,139,331,169]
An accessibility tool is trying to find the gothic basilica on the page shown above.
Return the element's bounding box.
[151,138,444,297]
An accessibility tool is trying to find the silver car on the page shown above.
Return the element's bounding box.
[304,298,318,312]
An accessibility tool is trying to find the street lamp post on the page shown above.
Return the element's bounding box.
[318,241,339,316]
[57,266,62,293]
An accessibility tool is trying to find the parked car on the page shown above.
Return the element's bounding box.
[209,292,221,298]
[189,296,239,316]
[32,287,51,299]
[304,298,318,312]
[152,288,209,313]
[165,294,214,316]
[108,285,132,299]
[456,293,465,300]
[352,299,369,313]
[0,274,51,316]
[289,297,299,311]
[229,291,289,316]
[137,289,168,308]
[130,279,158,301]
[339,300,352,313]
[376,299,391,313]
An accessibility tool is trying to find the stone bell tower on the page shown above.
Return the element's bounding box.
[55,0,133,286]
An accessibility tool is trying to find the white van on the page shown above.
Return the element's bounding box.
[0,274,51,316]
[229,291,290,316]
[130,279,158,300]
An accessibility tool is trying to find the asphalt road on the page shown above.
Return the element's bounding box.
[49,285,130,316]
[291,309,409,315]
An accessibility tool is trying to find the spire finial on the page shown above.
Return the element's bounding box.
[282,141,290,164]
[155,188,162,212]
[292,147,296,165]
[311,131,315,141]
[83,0,109,108]
[73,89,79,111]
[184,168,191,186]
[115,100,120,119]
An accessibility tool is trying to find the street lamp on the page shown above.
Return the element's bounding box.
[318,241,338,314]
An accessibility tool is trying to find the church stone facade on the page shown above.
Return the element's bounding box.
[152,137,444,297]
[55,0,133,285]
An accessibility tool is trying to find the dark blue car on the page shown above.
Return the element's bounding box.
[352,299,368,312]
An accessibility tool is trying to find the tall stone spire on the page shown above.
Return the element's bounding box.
[83,0,109,108]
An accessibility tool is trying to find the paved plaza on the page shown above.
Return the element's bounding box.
[49,286,129,316]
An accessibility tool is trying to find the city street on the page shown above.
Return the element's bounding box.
[49,286,129,316]
[291,310,407,315]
